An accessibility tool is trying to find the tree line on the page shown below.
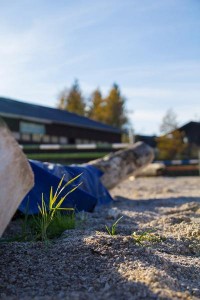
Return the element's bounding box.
[57,80,128,129]
[57,82,194,159]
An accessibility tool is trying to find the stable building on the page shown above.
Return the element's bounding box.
[135,134,157,148]
[0,97,122,144]
[178,121,200,146]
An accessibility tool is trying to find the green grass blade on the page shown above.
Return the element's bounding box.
[105,225,112,235]
[113,216,123,227]
[111,226,116,236]
[38,204,43,215]
[49,186,54,209]
[54,182,82,210]
[56,173,82,198]
[51,207,74,211]
[53,174,65,199]
[27,173,83,241]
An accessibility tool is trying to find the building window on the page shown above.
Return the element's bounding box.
[51,136,58,143]
[60,137,68,144]
[20,121,45,135]
[32,134,41,142]
[43,135,50,143]
[75,139,82,144]
[21,133,31,141]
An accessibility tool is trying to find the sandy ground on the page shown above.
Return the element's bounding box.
[0,176,200,300]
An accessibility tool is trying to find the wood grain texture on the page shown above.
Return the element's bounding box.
[0,118,34,237]
[88,141,154,189]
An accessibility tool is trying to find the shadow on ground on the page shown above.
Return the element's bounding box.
[0,195,200,299]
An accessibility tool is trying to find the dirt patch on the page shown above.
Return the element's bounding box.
[0,176,200,299]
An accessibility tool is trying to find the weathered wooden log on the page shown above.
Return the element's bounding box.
[88,141,154,189]
[135,162,165,177]
[0,118,34,237]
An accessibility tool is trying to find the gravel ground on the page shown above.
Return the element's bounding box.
[0,176,200,300]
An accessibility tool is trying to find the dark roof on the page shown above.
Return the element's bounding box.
[0,97,121,134]
[178,121,200,146]
[135,134,157,148]
[179,121,200,131]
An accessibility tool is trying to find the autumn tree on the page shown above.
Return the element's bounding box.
[156,130,186,160]
[58,80,85,116]
[87,89,106,122]
[157,110,187,159]
[58,81,128,129]
[104,83,128,129]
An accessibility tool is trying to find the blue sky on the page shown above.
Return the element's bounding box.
[0,0,199,134]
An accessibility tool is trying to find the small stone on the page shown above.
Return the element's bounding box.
[107,207,121,219]
[129,176,135,181]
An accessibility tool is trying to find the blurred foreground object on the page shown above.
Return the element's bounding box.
[19,142,154,215]
[135,162,165,177]
[0,118,34,237]
[20,142,154,215]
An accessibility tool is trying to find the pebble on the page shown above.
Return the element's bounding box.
[107,207,121,219]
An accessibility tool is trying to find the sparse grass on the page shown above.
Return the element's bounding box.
[0,174,82,243]
[30,210,75,240]
[105,216,123,236]
[132,228,166,245]
[31,173,82,241]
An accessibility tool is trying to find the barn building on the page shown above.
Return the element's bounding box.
[135,134,157,148]
[0,97,122,145]
[178,121,200,146]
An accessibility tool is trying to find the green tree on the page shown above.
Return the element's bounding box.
[87,89,106,122]
[104,83,128,129]
[58,80,85,116]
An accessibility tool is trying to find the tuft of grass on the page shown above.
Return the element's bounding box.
[0,174,82,244]
[48,211,75,238]
[105,216,123,236]
[31,210,75,240]
[32,173,82,241]
[132,229,166,245]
